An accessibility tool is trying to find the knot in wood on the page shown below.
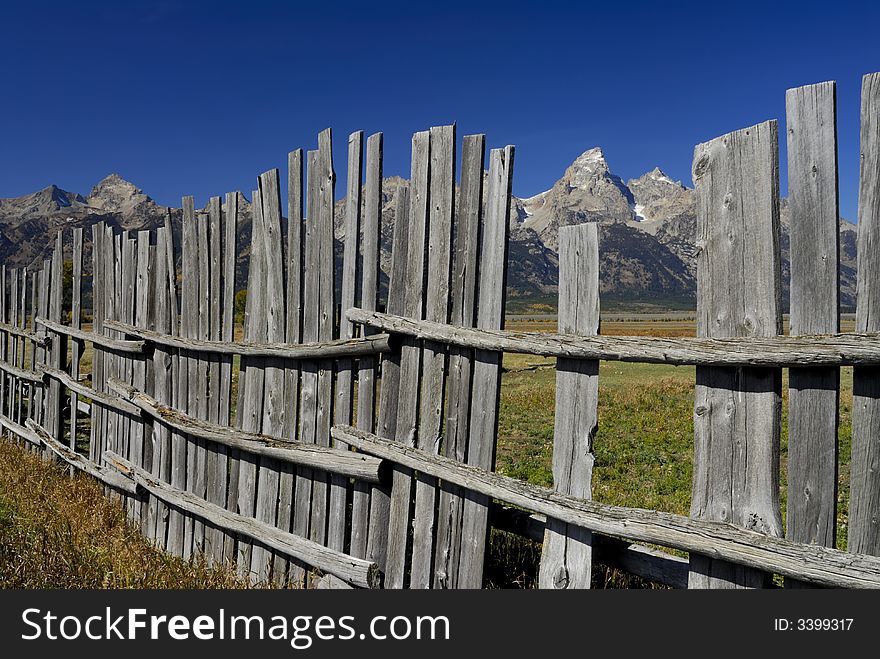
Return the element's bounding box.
[693,154,711,180]
[553,566,570,589]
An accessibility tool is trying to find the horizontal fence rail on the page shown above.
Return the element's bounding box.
[349,309,880,367]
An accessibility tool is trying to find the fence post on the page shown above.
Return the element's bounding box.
[538,221,599,589]
[851,71,880,555]
[785,82,840,571]
[689,120,783,588]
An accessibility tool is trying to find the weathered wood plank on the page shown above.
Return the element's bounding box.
[109,378,383,481]
[311,128,336,551]
[851,71,880,556]
[35,318,145,353]
[105,451,381,589]
[236,188,267,578]
[69,229,84,451]
[89,224,105,465]
[690,121,783,589]
[292,150,321,586]
[351,131,383,559]
[329,130,363,553]
[434,134,484,588]
[47,232,65,442]
[385,130,430,588]
[785,82,840,568]
[456,145,514,588]
[332,424,880,589]
[128,231,151,528]
[411,124,455,588]
[365,183,410,569]
[191,214,211,552]
[27,419,144,496]
[221,192,239,564]
[539,222,599,589]
[252,169,286,582]
[278,152,303,582]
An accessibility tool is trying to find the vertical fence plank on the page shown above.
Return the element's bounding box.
[311,128,336,550]
[434,133,484,588]
[366,183,410,572]
[278,153,303,583]
[204,196,230,565]
[16,268,28,429]
[456,145,515,588]
[689,120,783,588]
[221,192,240,566]
[385,130,431,588]
[47,232,65,442]
[89,224,105,465]
[70,229,84,451]
[252,169,286,582]
[411,124,456,588]
[330,130,363,553]
[293,149,321,586]
[129,231,151,528]
[150,226,172,549]
[538,222,599,589]
[851,71,880,556]
[236,188,267,579]
[351,132,383,559]
[786,82,840,567]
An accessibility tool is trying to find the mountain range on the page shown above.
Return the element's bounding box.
[0,149,859,312]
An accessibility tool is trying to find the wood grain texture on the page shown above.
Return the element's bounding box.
[851,72,880,556]
[334,425,880,588]
[221,193,240,563]
[105,451,380,589]
[69,229,84,451]
[385,130,430,588]
[236,188,267,578]
[457,145,514,588]
[351,132,382,559]
[411,124,455,588]
[539,222,599,589]
[252,169,286,582]
[365,183,410,570]
[690,121,783,589]
[433,134,484,588]
[785,82,840,566]
[330,130,363,553]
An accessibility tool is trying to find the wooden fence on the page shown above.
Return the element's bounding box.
[3,74,880,589]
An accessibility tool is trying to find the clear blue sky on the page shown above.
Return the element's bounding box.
[1,0,877,220]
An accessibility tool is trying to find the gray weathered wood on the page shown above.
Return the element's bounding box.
[539,222,599,589]
[852,71,880,556]
[191,213,210,552]
[0,320,46,345]
[332,424,880,589]
[276,153,302,585]
[490,504,690,589]
[221,192,239,564]
[311,128,336,551]
[103,320,390,359]
[26,419,143,496]
[351,132,383,559]
[349,310,880,366]
[434,134,484,588]
[292,150,321,586]
[105,451,381,589]
[457,145,514,588]
[42,366,140,416]
[47,232,65,442]
[385,130,430,588]
[236,188,267,578]
[252,169,287,582]
[35,317,145,353]
[365,183,409,569]
[109,378,384,482]
[70,229,84,451]
[411,124,455,588]
[786,82,840,567]
[89,224,105,464]
[329,130,363,553]
[690,121,783,589]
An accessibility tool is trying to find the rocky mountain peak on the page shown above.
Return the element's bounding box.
[565,147,611,189]
[87,173,154,213]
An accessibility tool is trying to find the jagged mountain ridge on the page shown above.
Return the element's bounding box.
[0,150,860,309]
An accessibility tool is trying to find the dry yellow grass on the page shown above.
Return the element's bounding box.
[0,438,261,588]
